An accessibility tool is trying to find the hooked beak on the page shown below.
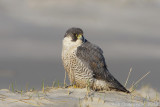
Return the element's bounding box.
[77,34,85,42]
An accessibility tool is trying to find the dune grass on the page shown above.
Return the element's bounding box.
[3,82,160,107]
[124,67,151,93]
[7,67,151,95]
[125,67,132,88]
[4,68,159,107]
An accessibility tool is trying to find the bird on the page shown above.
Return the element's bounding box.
[62,27,130,93]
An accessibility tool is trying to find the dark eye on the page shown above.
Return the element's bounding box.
[74,33,77,37]
[71,34,78,41]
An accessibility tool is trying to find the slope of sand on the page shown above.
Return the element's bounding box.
[0,87,159,107]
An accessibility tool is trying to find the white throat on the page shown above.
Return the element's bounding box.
[62,36,83,51]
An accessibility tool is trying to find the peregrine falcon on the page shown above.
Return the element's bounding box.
[62,27,130,93]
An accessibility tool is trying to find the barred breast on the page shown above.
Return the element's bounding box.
[63,48,116,90]
[62,48,94,87]
[73,51,94,88]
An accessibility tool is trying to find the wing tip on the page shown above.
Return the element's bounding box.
[117,87,131,94]
[122,89,130,94]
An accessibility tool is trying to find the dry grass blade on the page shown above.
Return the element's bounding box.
[26,83,29,92]
[131,71,150,92]
[64,70,67,88]
[42,81,45,93]
[125,67,132,87]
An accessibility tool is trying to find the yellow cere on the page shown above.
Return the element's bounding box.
[77,34,82,38]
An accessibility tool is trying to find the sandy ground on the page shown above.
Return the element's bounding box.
[0,86,159,107]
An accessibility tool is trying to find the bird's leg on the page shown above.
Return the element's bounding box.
[66,69,77,88]
[65,84,73,88]
[65,79,77,88]
[64,75,75,88]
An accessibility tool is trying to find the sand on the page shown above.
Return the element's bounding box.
[0,86,159,107]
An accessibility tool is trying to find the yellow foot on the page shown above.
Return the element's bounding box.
[66,85,78,88]
[73,85,78,88]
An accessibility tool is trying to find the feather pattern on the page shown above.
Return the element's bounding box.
[76,40,130,93]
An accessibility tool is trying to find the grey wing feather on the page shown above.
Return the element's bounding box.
[76,40,130,93]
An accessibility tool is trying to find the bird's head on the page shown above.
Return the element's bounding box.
[64,27,85,43]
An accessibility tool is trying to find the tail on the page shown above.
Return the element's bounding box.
[106,72,130,93]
